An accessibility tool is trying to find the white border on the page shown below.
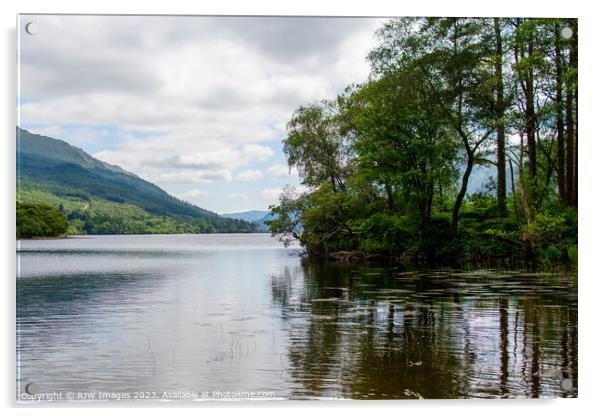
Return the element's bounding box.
[2,1,599,415]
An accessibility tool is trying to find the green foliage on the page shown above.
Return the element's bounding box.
[298,184,358,255]
[523,212,567,251]
[341,68,458,230]
[266,186,306,247]
[356,212,415,254]
[538,245,562,264]
[17,202,68,238]
[17,188,258,235]
[267,17,579,267]
[567,244,578,265]
[269,17,577,267]
[284,102,350,190]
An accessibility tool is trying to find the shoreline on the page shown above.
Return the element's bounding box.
[16,235,576,271]
[16,232,273,241]
[315,250,578,271]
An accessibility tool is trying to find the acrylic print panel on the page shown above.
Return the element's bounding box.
[16,14,578,402]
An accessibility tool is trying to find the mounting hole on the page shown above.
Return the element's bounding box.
[560,378,573,391]
[25,22,37,35]
[561,26,573,39]
[25,382,38,395]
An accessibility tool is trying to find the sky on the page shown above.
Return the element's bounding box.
[18,15,385,214]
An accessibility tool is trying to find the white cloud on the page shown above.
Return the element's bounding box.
[176,188,209,203]
[18,15,384,211]
[236,169,263,181]
[241,144,275,161]
[31,124,133,149]
[267,163,298,179]
[142,169,231,185]
[260,188,284,204]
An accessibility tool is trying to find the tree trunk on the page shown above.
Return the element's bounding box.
[494,18,507,216]
[571,20,579,207]
[518,147,533,225]
[517,135,534,261]
[525,32,537,180]
[514,19,537,180]
[452,153,473,239]
[566,57,574,207]
[554,22,566,205]
[385,181,394,213]
[419,186,434,241]
[508,158,521,225]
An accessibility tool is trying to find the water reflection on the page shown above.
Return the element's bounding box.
[17,235,577,400]
[17,235,298,398]
[271,261,578,399]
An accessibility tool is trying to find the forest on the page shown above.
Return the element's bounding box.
[17,189,260,237]
[268,17,578,266]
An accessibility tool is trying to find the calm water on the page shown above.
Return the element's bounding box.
[16,234,577,401]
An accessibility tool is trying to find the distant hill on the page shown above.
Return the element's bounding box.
[16,127,258,234]
[222,210,276,232]
[222,210,271,222]
[254,211,275,229]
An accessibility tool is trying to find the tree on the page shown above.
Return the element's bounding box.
[417,18,497,238]
[17,202,68,238]
[494,17,508,216]
[554,21,566,205]
[269,16,577,264]
[512,19,539,180]
[342,66,457,238]
[284,101,351,192]
[565,19,578,207]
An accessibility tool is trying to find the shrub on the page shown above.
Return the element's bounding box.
[567,244,578,265]
[538,244,562,263]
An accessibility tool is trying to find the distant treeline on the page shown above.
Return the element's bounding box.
[17,189,261,237]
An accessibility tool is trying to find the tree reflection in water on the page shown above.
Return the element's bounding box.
[270,261,577,399]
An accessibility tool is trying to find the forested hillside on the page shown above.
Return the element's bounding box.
[16,128,259,235]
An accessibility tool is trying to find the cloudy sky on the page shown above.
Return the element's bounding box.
[18,15,384,213]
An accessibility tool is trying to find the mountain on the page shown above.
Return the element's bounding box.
[254,211,276,232]
[17,127,213,218]
[222,210,276,232]
[16,127,258,234]
[221,210,271,222]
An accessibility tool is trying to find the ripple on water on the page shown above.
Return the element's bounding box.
[17,236,577,400]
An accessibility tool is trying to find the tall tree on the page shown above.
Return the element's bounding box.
[513,19,538,180]
[423,18,496,238]
[554,21,566,205]
[283,101,350,192]
[569,19,578,206]
[343,67,457,238]
[566,26,575,207]
[494,18,507,216]
[369,17,498,238]
[271,16,578,263]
